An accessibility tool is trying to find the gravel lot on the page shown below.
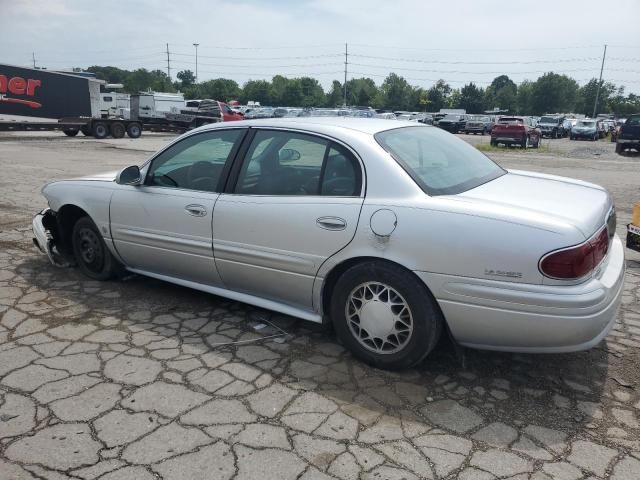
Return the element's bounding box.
[0,131,639,480]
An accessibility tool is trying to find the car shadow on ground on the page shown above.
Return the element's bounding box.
[9,249,610,447]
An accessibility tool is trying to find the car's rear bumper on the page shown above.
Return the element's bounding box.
[492,134,524,143]
[415,235,625,353]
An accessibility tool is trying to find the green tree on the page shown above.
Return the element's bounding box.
[269,75,290,106]
[176,70,196,88]
[325,80,344,107]
[298,77,325,107]
[485,75,517,111]
[374,73,414,110]
[346,77,378,107]
[576,78,617,116]
[530,72,579,115]
[87,66,130,85]
[124,69,173,94]
[426,79,451,112]
[458,83,485,113]
[199,78,241,102]
[516,80,534,114]
[242,79,272,105]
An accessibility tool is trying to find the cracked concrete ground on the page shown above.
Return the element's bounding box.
[0,132,639,479]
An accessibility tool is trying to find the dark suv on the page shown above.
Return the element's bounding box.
[537,115,566,138]
[437,114,468,133]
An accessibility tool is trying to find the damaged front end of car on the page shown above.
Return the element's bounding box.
[32,209,72,267]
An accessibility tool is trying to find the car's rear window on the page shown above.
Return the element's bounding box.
[540,116,558,123]
[498,117,524,123]
[375,126,506,196]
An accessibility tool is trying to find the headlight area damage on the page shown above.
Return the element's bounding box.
[32,208,72,267]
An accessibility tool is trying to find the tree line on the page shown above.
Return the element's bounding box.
[86,65,640,116]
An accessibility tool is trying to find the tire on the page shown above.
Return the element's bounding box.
[80,126,91,136]
[490,139,497,146]
[126,122,142,139]
[331,261,443,369]
[92,122,109,139]
[532,137,540,149]
[553,128,558,139]
[63,129,79,137]
[481,128,485,136]
[521,136,529,149]
[71,217,123,281]
[110,122,125,139]
[615,143,623,154]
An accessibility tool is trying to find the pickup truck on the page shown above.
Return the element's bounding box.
[615,114,640,154]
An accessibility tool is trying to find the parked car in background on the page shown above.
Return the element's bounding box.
[432,113,447,126]
[570,119,599,141]
[491,116,541,148]
[538,115,566,138]
[376,112,397,120]
[438,114,468,133]
[563,118,578,135]
[32,118,624,369]
[616,114,640,154]
[464,115,494,135]
[183,100,244,122]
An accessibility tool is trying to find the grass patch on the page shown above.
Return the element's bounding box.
[475,143,550,154]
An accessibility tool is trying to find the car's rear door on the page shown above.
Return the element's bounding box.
[110,128,245,285]
[212,128,365,310]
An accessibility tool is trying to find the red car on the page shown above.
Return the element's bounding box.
[184,99,244,122]
[490,116,541,148]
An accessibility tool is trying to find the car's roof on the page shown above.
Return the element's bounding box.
[198,117,422,135]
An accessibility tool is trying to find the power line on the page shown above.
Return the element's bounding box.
[169,52,343,61]
[349,54,602,65]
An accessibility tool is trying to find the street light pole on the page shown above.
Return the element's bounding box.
[193,43,200,84]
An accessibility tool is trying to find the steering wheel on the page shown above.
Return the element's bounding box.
[322,177,355,196]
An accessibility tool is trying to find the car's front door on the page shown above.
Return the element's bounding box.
[110,128,245,285]
[212,128,365,310]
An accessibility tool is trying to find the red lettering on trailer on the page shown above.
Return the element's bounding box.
[0,74,42,109]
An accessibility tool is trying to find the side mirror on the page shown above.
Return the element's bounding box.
[116,165,142,185]
[279,148,301,162]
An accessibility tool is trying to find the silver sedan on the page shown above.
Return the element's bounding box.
[33,118,625,369]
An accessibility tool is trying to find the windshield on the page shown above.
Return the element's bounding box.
[375,126,506,196]
[577,120,596,127]
[539,116,558,124]
[442,114,461,121]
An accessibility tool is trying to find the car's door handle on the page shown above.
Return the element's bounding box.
[316,216,347,231]
[184,204,207,217]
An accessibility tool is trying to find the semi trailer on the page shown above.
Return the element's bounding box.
[0,64,144,138]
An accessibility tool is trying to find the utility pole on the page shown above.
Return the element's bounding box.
[166,43,171,81]
[343,42,348,107]
[193,43,200,83]
[593,44,607,118]
[32,52,36,68]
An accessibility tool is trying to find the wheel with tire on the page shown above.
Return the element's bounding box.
[552,128,558,139]
[72,217,123,281]
[521,136,529,149]
[331,261,443,369]
[63,128,79,137]
[532,137,540,149]
[615,143,623,154]
[490,139,497,146]
[80,126,91,136]
[593,133,598,141]
[110,122,126,139]
[92,122,109,139]
[126,122,142,139]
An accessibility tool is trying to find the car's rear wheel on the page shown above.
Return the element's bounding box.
[331,261,443,369]
[72,217,123,281]
[521,136,529,149]
[615,143,623,154]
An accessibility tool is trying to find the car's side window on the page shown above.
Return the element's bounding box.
[234,130,362,196]
[235,130,328,196]
[145,129,243,192]
[321,145,362,196]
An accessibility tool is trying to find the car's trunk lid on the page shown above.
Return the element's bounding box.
[456,170,613,238]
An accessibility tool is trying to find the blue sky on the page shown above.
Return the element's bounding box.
[1,0,639,93]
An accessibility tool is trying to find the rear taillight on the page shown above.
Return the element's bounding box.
[539,228,609,280]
